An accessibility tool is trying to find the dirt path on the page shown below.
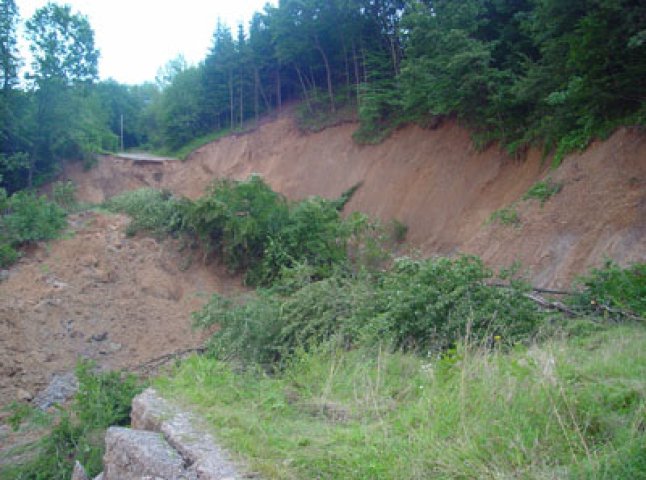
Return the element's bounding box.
[0,211,242,409]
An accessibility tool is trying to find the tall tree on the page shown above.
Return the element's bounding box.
[26,3,98,85]
[0,0,20,92]
[25,3,103,185]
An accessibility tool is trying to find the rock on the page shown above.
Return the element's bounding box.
[131,388,243,479]
[91,332,108,342]
[0,269,9,282]
[102,427,192,480]
[71,460,89,480]
[16,388,33,402]
[33,372,78,410]
[108,342,122,352]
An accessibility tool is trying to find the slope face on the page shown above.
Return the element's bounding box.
[64,116,646,288]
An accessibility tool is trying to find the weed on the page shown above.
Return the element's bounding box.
[523,177,563,206]
[487,205,521,227]
[2,361,143,479]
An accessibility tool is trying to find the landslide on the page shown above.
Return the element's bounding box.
[64,114,646,288]
[0,211,240,408]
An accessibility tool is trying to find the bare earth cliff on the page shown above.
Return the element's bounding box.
[65,115,646,289]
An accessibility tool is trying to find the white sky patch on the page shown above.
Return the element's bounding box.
[15,0,274,85]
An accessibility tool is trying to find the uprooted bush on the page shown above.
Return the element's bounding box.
[194,256,543,365]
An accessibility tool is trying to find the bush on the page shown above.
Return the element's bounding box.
[0,189,67,267]
[105,188,187,237]
[570,260,646,318]
[2,191,67,244]
[107,176,367,286]
[196,255,542,365]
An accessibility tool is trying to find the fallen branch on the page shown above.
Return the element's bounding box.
[524,292,578,317]
[487,282,574,295]
[130,346,206,374]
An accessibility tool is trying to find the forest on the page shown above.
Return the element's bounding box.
[1,0,645,193]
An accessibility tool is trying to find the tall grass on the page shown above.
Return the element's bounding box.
[156,324,646,479]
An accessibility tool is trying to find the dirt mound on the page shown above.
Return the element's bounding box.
[0,211,241,408]
[64,116,646,288]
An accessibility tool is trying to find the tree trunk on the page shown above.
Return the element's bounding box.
[352,40,360,106]
[228,72,234,130]
[276,68,282,112]
[343,40,350,101]
[315,36,335,113]
[295,65,312,112]
[254,68,259,123]
[240,73,244,129]
[389,36,399,76]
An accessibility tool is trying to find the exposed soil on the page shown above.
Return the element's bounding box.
[65,114,646,288]
[0,211,242,410]
[2,111,644,455]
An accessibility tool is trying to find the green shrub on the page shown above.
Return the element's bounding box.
[2,191,67,244]
[0,189,67,267]
[108,177,365,286]
[0,243,19,267]
[105,188,187,237]
[3,361,142,479]
[570,260,646,318]
[197,255,542,365]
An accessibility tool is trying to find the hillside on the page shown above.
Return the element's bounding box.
[65,114,646,289]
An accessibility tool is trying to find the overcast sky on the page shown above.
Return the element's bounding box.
[16,0,274,85]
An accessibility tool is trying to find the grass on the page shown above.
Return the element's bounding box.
[487,204,521,227]
[523,178,563,206]
[155,323,646,479]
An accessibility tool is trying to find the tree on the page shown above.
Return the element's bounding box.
[0,0,20,91]
[24,3,103,186]
[26,3,98,85]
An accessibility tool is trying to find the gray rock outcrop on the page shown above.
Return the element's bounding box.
[94,388,248,480]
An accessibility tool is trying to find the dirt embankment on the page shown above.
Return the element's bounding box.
[65,115,646,289]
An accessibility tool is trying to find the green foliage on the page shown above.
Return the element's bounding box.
[107,176,364,286]
[0,189,67,266]
[196,255,541,365]
[105,187,186,237]
[523,177,563,206]
[487,205,520,226]
[570,260,646,318]
[157,324,646,479]
[3,361,142,479]
[0,242,17,266]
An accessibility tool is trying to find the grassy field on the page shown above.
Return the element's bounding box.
[156,323,646,479]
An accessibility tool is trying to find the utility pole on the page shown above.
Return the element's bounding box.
[120,114,124,152]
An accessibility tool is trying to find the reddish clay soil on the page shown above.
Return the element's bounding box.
[65,114,646,289]
[0,211,241,409]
